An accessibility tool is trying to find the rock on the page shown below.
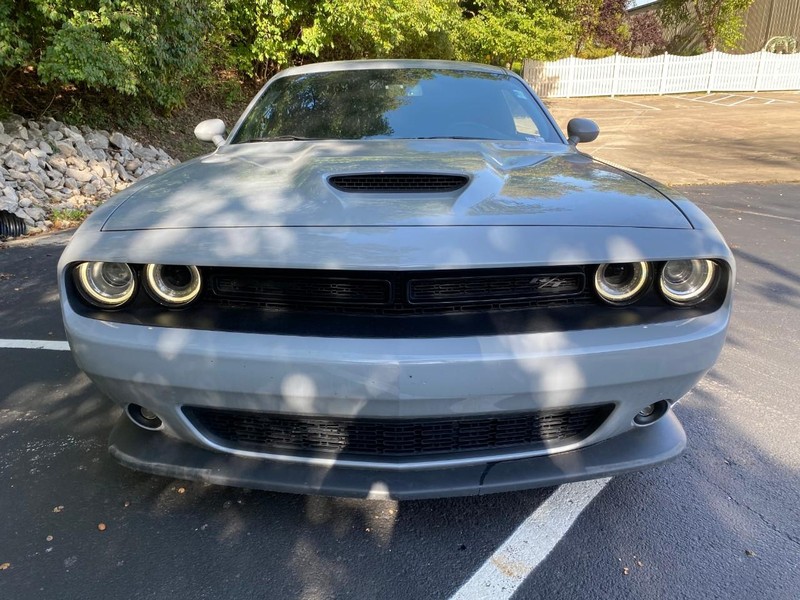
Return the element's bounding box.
[89,162,110,178]
[0,197,16,213]
[55,141,76,157]
[29,172,46,191]
[114,162,133,182]
[85,132,109,150]
[24,151,39,170]
[109,132,132,150]
[64,126,84,142]
[74,141,96,161]
[24,205,47,221]
[47,156,68,173]
[3,117,177,234]
[2,186,19,201]
[65,167,94,183]
[45,174,63,189]
[9,139,27,153]
[3,151,27,171]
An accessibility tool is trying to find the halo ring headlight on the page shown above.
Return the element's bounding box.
[144,264,202,307]
[659,259,717,306]
[594,262,650,305]
[74,262,136,308]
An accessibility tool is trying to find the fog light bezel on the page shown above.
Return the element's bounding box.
[633,400,670,426]
[126,404,164,431]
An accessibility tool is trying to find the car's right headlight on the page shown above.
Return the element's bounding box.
[74,262,137,308]
[143,264,202,307]
[659,259,718,306]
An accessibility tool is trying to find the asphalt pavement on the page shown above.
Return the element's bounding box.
[1,183,798,599]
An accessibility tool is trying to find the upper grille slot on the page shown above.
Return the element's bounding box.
[328,173,468,193]
[213,274,391,306]
[409,273,584,304]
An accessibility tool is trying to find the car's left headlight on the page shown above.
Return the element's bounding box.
[73,262,137,308]
[659,259,718,306]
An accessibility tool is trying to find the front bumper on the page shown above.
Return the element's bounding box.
[63,300,728,492]
[110,410,686,499]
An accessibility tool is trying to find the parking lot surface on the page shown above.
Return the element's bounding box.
[547,92,800,186]
[1,182,798,599]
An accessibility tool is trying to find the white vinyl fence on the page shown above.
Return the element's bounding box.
[523,50,800,98]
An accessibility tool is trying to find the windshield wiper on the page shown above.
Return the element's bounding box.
[240,135,321,143]
[408,136,500,140]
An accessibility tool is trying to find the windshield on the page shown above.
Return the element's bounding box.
[231,68,561,144]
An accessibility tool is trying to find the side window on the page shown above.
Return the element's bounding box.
[501,89,543,140]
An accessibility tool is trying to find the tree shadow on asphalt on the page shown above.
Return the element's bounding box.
[515,388,800,600]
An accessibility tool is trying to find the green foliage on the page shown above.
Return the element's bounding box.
[0,0,683,116]
[2,0,214,110]
[301,0,459,61]
[455,0,575,66]
[660,0,755,51]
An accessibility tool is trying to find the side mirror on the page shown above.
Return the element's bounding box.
[567,118,600,145]
[194,119,227,147]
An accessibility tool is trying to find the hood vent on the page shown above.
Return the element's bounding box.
[328,173,468,193]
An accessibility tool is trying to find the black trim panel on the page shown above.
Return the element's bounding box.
[66,263,729,338]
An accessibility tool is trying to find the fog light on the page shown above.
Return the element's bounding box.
[638,404,656,418]
[127,404,163,431]
[633,400,669,426]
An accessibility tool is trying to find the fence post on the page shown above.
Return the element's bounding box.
[707,50,718,93]
[566,56,576,98]
[754,50,765,92]
[658,52,669,95]
[611,53,620,97]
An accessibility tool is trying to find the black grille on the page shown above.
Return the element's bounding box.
[213,274,391,306]
[183,405,613,458]
[328,173,468,193]
[206,267,590,316]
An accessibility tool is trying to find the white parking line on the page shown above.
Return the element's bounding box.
[449,478,611,600]
[610,97,660,110]
[0,339,70,351]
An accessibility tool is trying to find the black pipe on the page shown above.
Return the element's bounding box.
[0,210,27,238]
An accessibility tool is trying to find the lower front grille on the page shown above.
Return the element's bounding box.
[183,405,613,459]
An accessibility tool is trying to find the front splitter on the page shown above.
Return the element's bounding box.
[109,412,686,500]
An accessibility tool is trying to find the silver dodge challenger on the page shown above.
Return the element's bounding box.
[58,60,734,499]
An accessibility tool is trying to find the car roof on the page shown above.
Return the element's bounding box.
[272,59,510,80]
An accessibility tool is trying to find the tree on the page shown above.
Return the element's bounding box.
[455,0,575,65]
[660,0,755,51]
[627,11,665,56]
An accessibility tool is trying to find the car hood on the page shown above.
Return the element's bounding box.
[101,140,690,231]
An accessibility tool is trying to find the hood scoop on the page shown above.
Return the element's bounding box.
[328,173,469,193]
